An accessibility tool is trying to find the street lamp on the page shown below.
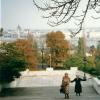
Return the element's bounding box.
[49,53,51,68]
[83,56,87,78]
[83,56,87,71]
[41,48,44,69]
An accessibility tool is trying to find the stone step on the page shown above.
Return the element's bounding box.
[0,86,100,100]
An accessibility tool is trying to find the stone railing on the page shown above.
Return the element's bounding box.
[0,84,2,92]
[92,77,100,95]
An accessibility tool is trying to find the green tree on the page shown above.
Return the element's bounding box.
[63,54,96,71]
[0,43,27,84]
[95,41,100,73]
[64,37,96,71]
[63,55,83,69]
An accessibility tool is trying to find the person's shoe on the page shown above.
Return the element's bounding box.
[66,94,69,99]
[67,95,69,99]
[79,93,80,96]
[65,94,67,99]
[76,93,78,96]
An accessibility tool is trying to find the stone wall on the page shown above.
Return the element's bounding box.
[92,78,100,95]
[0,84,2,92]
[0,67,78,90]
[1,68,100,95]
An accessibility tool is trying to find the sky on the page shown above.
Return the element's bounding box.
[1,0,100,30]
[0,0,1,27]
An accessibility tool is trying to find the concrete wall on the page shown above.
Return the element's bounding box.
[0,67,78,90]
[10,70,76,87]
[1,67,95,90]
[92,78,100,95]
[1,68,100,95]
[0,84,2,92]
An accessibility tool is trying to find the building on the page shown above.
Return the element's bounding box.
[0,26,100,47]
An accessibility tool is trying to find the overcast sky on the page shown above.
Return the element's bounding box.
[1,0,100,30]
[0,0,1,28]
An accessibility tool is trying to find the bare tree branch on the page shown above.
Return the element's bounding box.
[33,0,100,36]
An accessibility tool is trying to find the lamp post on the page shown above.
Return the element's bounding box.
[41,48,44,69]
[49,53,51,68]
[83,56,87,71]
[83,56,87,77]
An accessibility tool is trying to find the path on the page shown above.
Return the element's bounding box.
[0,85,100,100]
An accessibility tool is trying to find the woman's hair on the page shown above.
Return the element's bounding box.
[65,73,68,75]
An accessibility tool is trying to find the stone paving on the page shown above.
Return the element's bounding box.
[0,86,100,100]
[0,70,100,100]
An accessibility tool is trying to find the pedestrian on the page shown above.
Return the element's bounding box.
[71,74,86,96]
[60,73,70,99]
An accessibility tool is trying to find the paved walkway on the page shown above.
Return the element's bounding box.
[0,86,100,100]
[0,71,100,100]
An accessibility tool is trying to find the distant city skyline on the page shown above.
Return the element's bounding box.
[1,0,100,30]
[1,27,100,48]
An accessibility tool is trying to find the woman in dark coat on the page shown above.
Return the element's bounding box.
[71,74,86,96]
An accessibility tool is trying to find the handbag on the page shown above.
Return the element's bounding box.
[60,85,65,93]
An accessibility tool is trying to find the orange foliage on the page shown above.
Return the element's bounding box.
[15,34,38,70]
[46,31,70,68]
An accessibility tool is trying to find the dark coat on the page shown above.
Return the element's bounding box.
[71,77,86,93]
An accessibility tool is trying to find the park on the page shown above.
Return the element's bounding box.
[0,0,100,100]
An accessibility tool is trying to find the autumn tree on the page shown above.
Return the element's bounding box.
[15,33,38,70]
[33,0,100,36]
[46,31,69,68]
